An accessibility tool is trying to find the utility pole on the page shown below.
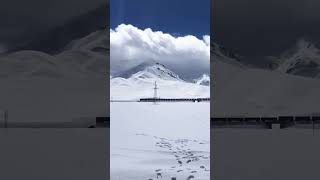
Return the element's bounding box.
[153,81,158,99]
[4,110,8,128]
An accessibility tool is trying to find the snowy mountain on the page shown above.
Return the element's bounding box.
[111,63,209,100]
[56,29,108,76]
[114,61,182,81]
[210,38,320,116]
[277,38,320,78]
[9,4,108,54]
[0,29,108,123]
[211,42,245,67]
[213,58,320,116]
[212,42,282,70]
[114,61,154,78]
[64,30,109,53]
[0,51,62,78]
[212,39,320,79]
[129,63,182,81]
[194,74,210,86]
[0,29,108,78]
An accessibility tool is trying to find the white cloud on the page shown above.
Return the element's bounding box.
[110,24,210,80]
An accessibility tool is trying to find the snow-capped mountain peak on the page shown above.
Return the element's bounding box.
[130,62,182,81]
[277,38,320,77]
[111,62,209,100]
[212,42,245,68]
[296,38,317,50]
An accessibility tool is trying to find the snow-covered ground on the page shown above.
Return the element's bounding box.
[0,129,109,180]
[213,128,320,180]
[111,102,210,180]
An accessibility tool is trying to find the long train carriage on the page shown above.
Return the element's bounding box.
[211,116,320,129]
[139,98,210,102]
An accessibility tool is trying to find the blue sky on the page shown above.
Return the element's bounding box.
[110,0,210,38]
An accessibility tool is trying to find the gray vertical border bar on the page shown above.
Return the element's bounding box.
[106,0,111,178]
[210,0,214,179]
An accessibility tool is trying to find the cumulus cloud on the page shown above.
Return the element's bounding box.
[110,24,210,80]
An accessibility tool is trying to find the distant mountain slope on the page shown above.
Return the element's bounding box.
[56,29,108,75]
[111,63,209,100]
[0,29,107,78]
[55,49,106,76]
[114,61,156,79]
[129,63,183,82]
[213,39,320,79]
[212,41,282,70]
[277,38,320,78]
[0,50,62,78]
[211,42,245,67]
[114,61,211,83]
[213,59,320,116]
[10,4,108,54]
[65,30,108,52]
[194,74,210,86]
